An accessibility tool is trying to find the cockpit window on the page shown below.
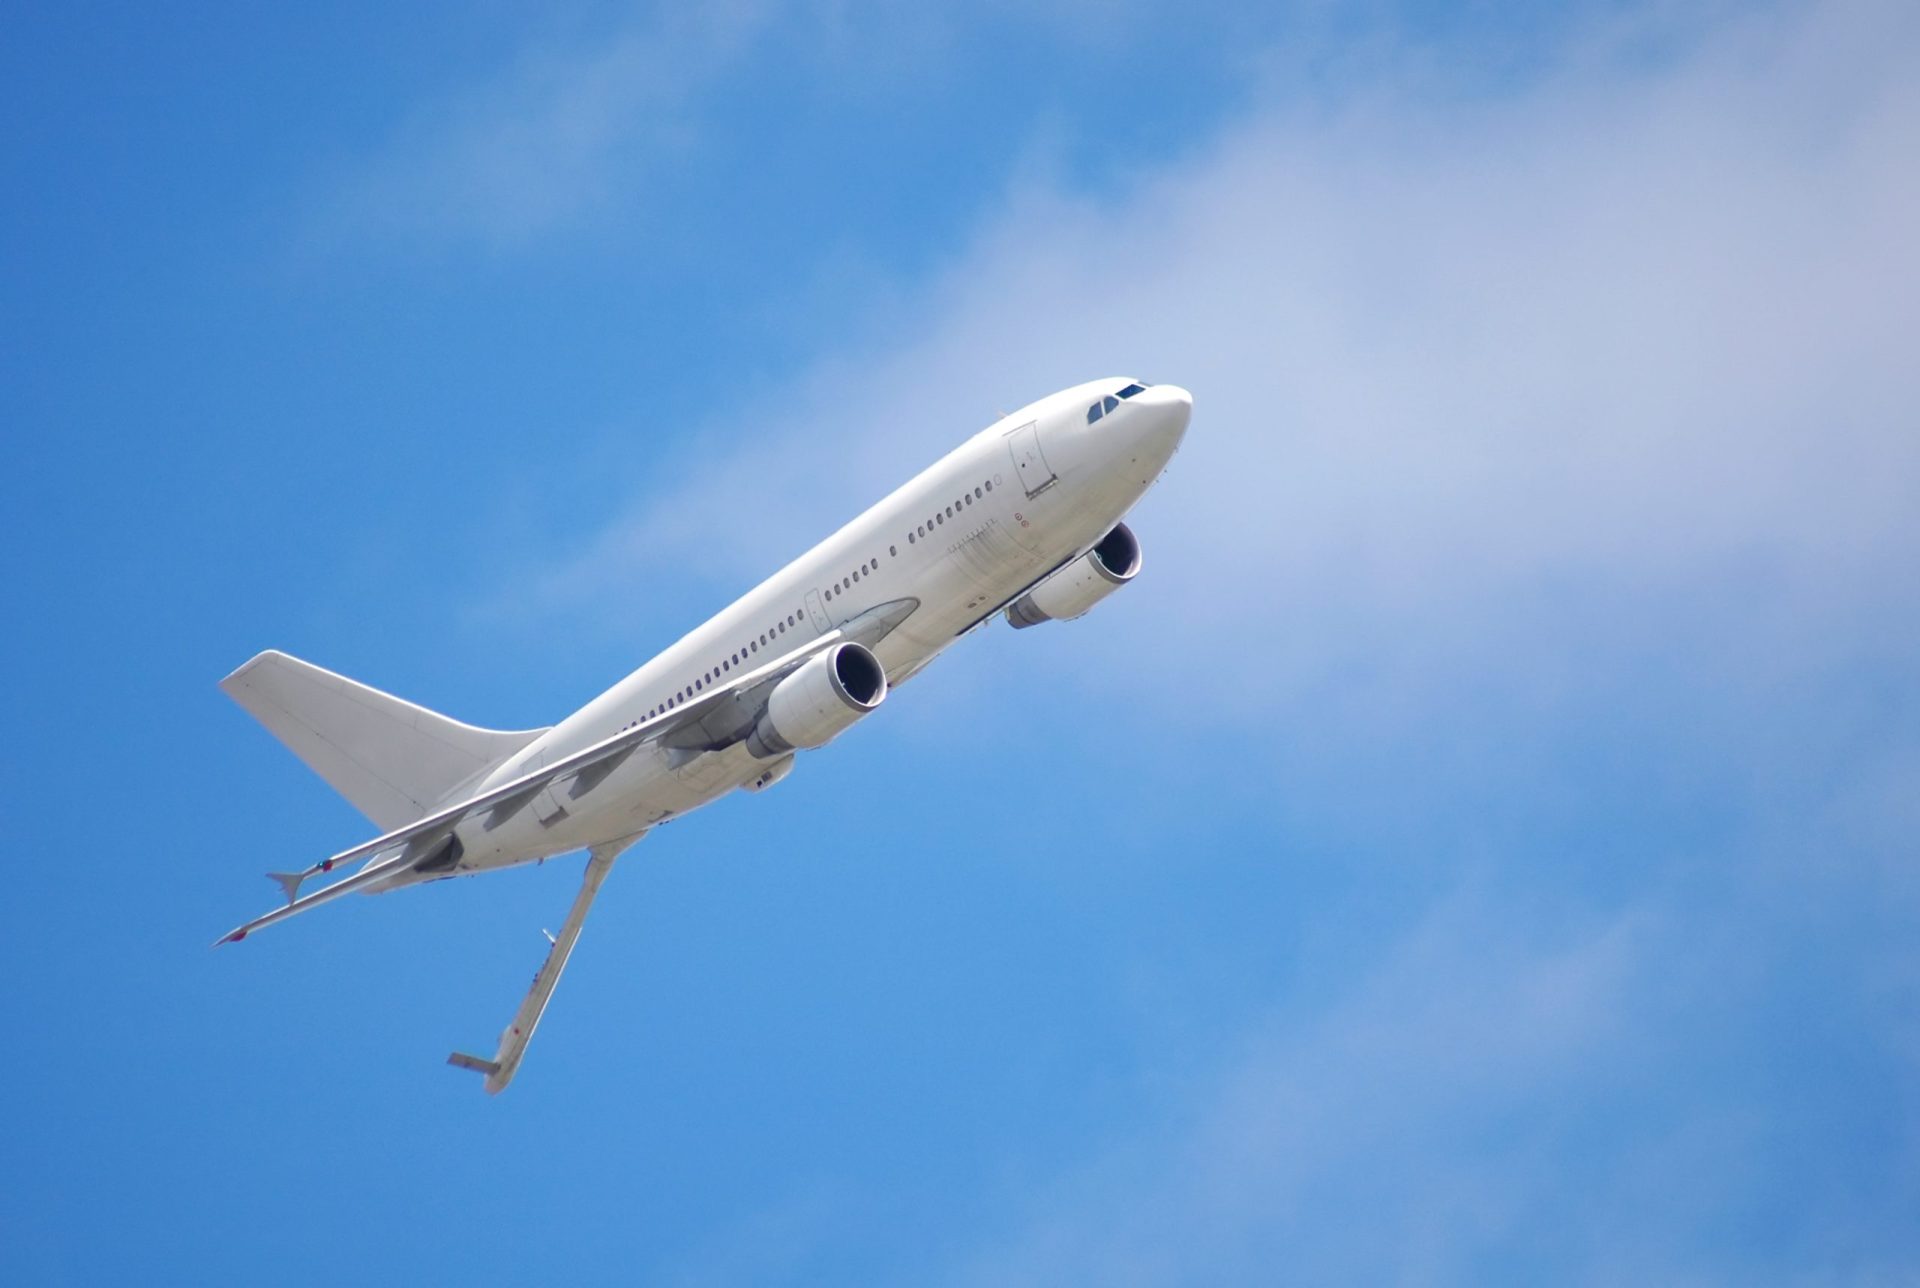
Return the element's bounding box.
[1102,395,1119,414]
[1087,402,1103,424]
[1117,382,1147,399]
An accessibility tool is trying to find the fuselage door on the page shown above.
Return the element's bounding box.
[1006,422,1056,498]
[805,587,830,633]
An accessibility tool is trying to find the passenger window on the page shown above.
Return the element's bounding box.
[936,512,943,525]
[985,480,992,492]
[890,545,897,556]
[974,486,982,499]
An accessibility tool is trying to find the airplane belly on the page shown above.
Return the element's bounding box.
[452,744,674,870]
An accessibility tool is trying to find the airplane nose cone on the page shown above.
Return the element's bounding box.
[1142,383,1192,423]
[1134,383,1191,454]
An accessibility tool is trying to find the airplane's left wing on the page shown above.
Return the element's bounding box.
[213,630,846,946]
[448,837,630,1094]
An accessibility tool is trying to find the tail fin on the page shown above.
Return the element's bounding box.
[220,650,549,830]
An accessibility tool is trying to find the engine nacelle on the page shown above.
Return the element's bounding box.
[746,642,887,759]
[1006,522,1142,629]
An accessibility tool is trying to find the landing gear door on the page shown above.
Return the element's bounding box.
[1006,422,1056,498]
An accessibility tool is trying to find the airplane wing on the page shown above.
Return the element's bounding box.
[448,838,629,1094]
[213,629,846,946]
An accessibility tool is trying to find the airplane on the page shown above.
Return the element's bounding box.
[216,377,1192,1092]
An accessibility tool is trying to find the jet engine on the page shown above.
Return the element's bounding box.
[746,642,888,759]
[1005,523,1142,628]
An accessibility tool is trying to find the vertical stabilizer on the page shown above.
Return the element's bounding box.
[221,650,548,829]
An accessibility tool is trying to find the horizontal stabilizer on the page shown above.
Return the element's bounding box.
[214,844,421,945]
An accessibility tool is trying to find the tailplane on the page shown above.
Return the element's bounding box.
[221,650,548,830]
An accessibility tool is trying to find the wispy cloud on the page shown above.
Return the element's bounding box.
[520,0,1920,700]
[950,895,1658,1285]
[314,3,776,247]
[303,1,1198,252]
[514,3,1920,1279]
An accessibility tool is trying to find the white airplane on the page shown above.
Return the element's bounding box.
[217,377,1192,1092]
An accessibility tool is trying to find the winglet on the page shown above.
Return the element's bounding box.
[268,871,305,903]
[448,1051,502,1077]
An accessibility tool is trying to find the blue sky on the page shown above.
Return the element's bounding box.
[4,1,1918,1283]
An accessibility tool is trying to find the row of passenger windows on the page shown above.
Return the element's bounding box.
[901,479,993,550]
[628,474,999,730]
[633,605,811,723]
[822,475,996,605]
[1086,382,1149,423]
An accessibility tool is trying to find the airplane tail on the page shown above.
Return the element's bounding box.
[220,650,549,830]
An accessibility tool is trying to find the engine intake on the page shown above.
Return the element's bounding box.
[1006,523,1142,629]
[746,642,887,759]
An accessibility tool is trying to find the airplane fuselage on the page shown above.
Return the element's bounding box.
[393,377,1191,886]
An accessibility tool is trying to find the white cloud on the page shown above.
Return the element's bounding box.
[523,0,1920,717]
[316,3,776,246]
[492,4,1920,1276]
[949,896,1657,1285]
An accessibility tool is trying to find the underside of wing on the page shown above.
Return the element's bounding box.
[447,841,629,1094]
